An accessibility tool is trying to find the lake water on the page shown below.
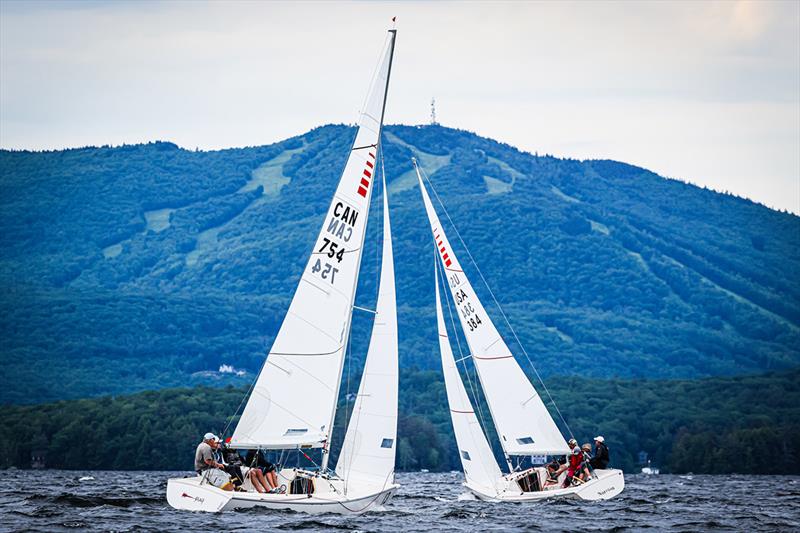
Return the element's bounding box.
[2,470,798,532]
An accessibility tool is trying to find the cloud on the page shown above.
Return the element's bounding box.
[1,0,798,213]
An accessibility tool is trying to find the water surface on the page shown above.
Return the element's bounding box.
[2,470,797,532]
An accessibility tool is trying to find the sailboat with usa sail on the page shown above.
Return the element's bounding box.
[167,26,399,514]
[415,160,625,502]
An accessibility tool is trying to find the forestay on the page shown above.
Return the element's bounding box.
[435,262,503,493]
[336,171,398,492]
[231,32,396,450]
[416,166,570,456]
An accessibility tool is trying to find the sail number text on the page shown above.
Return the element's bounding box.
[310,201,359,285]
[450,276,483,332]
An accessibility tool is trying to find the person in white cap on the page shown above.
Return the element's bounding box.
[591,436,609,469]
[195,432,224,474]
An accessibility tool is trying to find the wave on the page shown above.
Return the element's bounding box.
[275,520,362,531]
[26,494,164,508]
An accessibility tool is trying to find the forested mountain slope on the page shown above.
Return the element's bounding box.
[1,124,798,403]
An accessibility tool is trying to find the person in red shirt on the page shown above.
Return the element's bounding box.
[563,439,583,487]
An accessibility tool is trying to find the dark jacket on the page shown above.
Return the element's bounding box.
[245,449,276,473]
[591,442,609,469]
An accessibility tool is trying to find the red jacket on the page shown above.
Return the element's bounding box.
[568,447,582,469]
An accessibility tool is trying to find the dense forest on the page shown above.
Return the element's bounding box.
[2,369,797,475]
[1,125,798,404]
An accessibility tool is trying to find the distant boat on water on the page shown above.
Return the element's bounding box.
[641,461,660,475]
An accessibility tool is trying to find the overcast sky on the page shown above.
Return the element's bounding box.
[1,1,798,213]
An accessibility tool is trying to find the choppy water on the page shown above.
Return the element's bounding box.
[1,470,798,532]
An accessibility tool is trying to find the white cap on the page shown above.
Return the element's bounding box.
[204,432,219,442]
[594,435,604,443]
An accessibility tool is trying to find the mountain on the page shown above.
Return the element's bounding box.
[1,124,798,404]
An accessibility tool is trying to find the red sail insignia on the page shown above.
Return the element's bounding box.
[357,152,377,198]
[434,232,453,267]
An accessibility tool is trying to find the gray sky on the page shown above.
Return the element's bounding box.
[2,0,799,213]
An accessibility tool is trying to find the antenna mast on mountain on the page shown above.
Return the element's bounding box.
[430,98,438,125]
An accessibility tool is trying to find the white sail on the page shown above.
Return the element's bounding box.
[416,165,570,456]
[231,31,397,450]
[434,262,503,493]
[335,171,398,492]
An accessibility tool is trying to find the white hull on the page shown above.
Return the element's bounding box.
[467,468,624,502]
[167,473,398,514]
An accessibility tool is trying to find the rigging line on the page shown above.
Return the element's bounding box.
[435,251,492,446]
[344,314,352,455]
[268,346,342,356]
[421,166,575,440]
[337,311,355,476]
[221,350,269,438]
[376,140,384,317]
[352,143,378,152]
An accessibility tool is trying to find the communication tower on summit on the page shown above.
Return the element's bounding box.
[430,98,438,125]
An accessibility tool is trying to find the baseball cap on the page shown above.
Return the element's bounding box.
[204,432,219,442]
[594,435,604,443]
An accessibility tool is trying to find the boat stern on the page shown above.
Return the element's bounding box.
[574,469,624,501]
[166,476,233,512]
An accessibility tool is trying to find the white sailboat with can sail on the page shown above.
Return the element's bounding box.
[415,160,624,502]
[167,26,399,515]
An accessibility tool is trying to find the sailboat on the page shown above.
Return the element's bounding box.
[167,27,399,514]
[416,161,625,501]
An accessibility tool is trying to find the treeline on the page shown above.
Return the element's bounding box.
[2,369,797,474]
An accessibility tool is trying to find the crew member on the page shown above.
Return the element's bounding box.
[563,438,583,487]
[590,436,609,470]
[194,433,233,491]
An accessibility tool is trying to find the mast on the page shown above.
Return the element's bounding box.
[321,28,397,471]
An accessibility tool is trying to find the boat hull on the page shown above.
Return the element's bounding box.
[467,468,624,502]
[166,475,398,514]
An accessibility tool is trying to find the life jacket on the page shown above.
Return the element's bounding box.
[568,447,582,469]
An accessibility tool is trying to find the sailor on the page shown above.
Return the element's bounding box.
[194,433,234,491]
[220,442,270,493]
[544,460,561,487]
[563,438,583,487]
[245,449,283,493]
[195,433,224,474]
[580,443,593,480]
[590,436,609,470]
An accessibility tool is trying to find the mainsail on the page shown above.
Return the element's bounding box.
[434,261,503,493]
[231,30,397,451]
[335,170,398,492]
[416,164,570,456]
